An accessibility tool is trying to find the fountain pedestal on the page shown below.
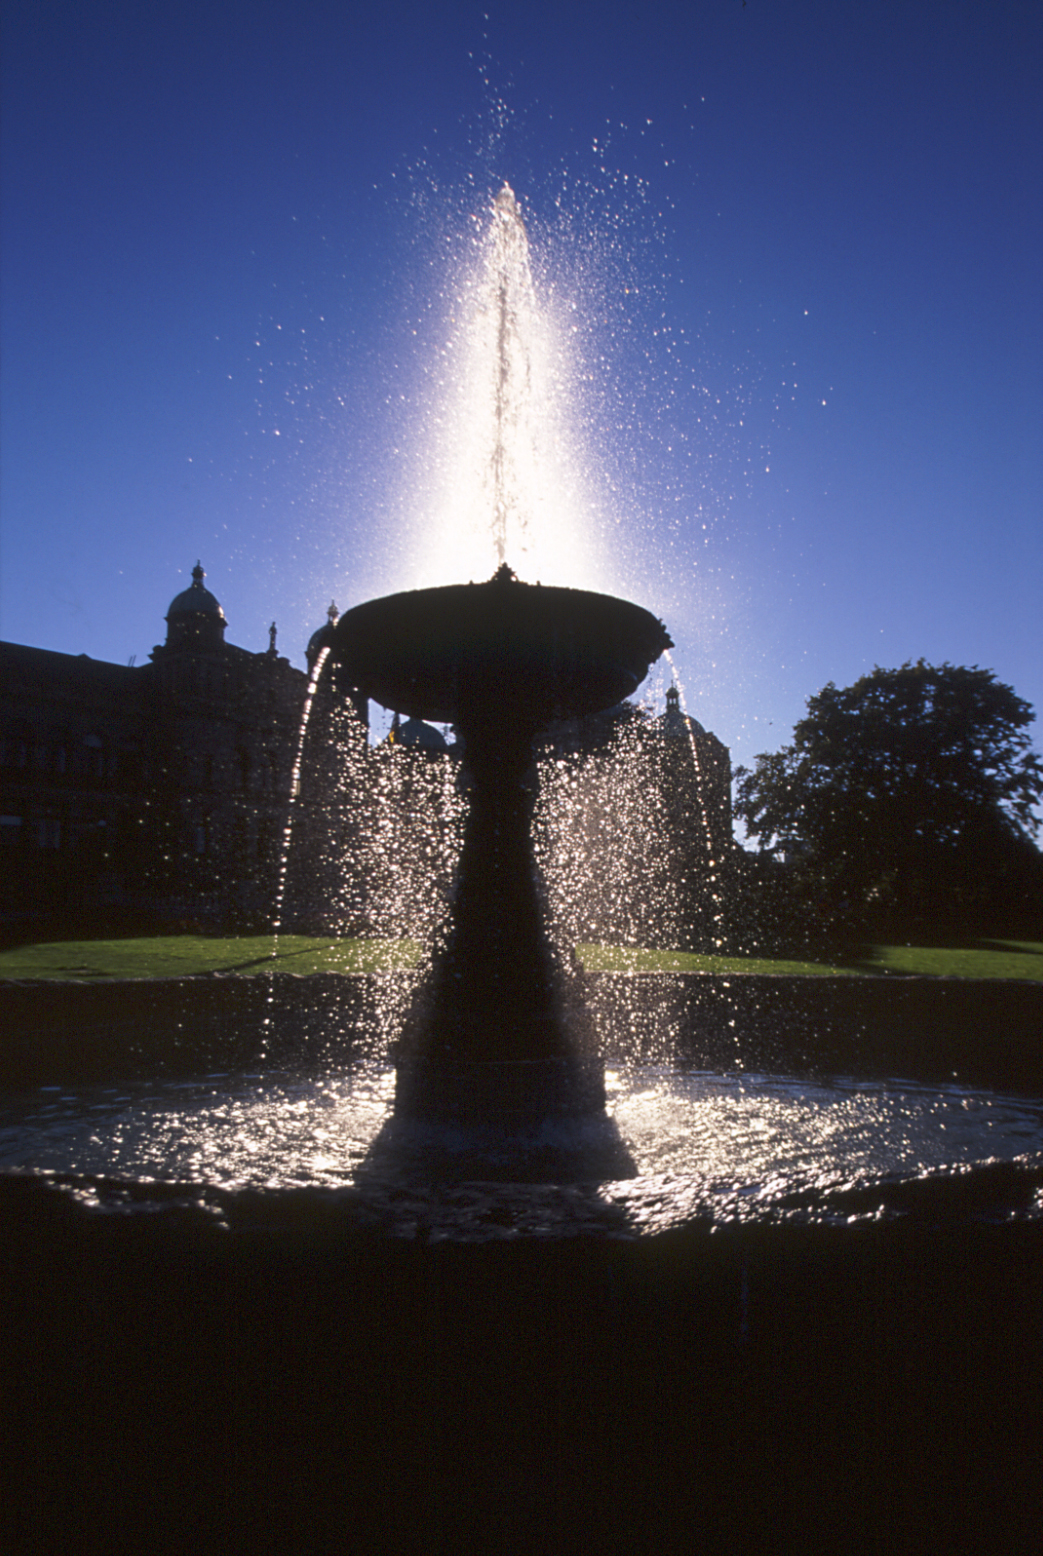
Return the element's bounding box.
[394,1057,606,1125]
[396,706,605,1123]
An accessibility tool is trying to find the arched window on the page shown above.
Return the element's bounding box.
[82,734,104,778]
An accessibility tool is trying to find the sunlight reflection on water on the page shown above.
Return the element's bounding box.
[3,1063,1042,1195]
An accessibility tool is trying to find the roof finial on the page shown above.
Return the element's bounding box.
[192,560,205,587]
[327,600,339,625]
[268,621,277,655]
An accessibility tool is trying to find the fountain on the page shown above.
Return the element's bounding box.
[327,561,669,1171]
[3,184,1042,1554]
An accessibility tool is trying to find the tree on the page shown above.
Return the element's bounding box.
[734,662,1043,927]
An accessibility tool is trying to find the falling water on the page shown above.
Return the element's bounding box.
[357,739,464,947]
[536,705,687,977]
[665,651,729,955]
[271,645,331,946]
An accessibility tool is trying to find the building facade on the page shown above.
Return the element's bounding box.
[2,566,732,944]
[0,565,315,929]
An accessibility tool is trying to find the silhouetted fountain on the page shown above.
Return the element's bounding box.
[329,563,669,1145]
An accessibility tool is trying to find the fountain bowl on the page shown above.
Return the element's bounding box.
[328,564,673,728]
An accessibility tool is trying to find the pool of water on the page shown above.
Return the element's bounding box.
[4,1062,1043,1229]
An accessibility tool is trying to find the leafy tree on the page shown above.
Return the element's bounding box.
[734,662,1043,927]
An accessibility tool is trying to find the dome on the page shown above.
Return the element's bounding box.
[167,562,226,623]
[398,718,449,752]
[307,602,339,668]
[392,716,450,754]
[661,684,705,739]
[161,562,228,653]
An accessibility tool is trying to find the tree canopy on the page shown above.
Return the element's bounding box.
[734,662,1043,926]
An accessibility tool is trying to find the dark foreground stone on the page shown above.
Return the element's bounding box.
[3,1170,1042,1556]
[3,972,1042,1554]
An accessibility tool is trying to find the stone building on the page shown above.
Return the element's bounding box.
[0,565,315,929]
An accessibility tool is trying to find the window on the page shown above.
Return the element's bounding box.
[82,734,104,778]
[38,818,61,849]
[1,723,31,767]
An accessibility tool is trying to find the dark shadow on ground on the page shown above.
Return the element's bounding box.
[5,1166,1042,1556]
[828,932,1042,978]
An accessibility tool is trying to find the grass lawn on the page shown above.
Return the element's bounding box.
[0,934,1040,982]
[842,940,1043,980]
[576,945,851,977]
[0,934,423,981]
[577,940,1043,980]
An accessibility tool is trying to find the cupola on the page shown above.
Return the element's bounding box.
[661,683,706,739]
[164,562,227,652]
[306,601,339,673]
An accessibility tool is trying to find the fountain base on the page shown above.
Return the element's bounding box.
[394,1054,606,1124]
[377,1057,634,1182]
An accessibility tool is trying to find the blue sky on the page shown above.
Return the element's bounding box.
[2,0,1040,772]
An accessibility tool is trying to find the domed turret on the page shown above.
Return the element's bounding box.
[306,602,369,732]
[306,602,339,673]
[661,683,705,739]
[164,562,227,651]
[389,715,450,754]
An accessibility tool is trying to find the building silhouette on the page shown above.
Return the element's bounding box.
[1,566,731,943]
[0,565,314,929]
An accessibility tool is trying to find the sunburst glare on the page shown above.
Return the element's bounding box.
[406,184,608,592]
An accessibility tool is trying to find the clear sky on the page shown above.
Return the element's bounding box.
[2,0,1040,773]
